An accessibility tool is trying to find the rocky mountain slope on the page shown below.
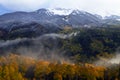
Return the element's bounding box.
[0,8,120,39]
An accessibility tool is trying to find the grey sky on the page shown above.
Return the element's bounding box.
[0,0,120,16]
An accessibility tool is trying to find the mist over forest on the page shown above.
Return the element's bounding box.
[0,6,120,80]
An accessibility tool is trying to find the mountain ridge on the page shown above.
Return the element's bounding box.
[0,8,120,40]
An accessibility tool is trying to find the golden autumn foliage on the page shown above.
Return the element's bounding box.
[0,54,119,80]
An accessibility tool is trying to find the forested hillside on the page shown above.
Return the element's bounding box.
[0,26,120,80]
[60,26,120,62]
[0,54,120,80]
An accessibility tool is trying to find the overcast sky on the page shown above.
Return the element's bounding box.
[0,0,120,16]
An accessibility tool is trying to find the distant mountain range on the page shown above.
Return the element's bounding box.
[0,8,120,39]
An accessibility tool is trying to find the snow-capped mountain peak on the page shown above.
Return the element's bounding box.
[48,8,73,15]
[36,8,54,16]
[71,10,82,15]
[36,8,92,16]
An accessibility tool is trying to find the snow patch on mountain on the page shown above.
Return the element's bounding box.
[116,19,120,21]
[36,9,54,16]
[48,8,73,15]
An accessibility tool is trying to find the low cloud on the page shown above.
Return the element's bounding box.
[93,47,120,67]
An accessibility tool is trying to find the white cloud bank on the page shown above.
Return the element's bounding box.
[0,0,120,16]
